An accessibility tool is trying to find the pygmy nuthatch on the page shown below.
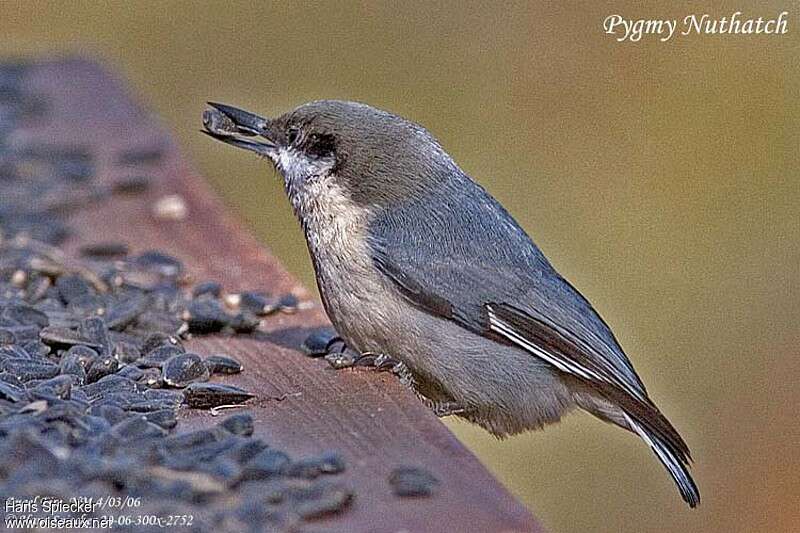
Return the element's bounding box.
[202,100,699,507]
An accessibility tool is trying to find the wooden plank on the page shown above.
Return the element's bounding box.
[14,58,542,532]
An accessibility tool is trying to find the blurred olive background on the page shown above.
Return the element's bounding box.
[2,1,798,532]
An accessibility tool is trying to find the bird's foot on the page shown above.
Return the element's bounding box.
[432,402,468,417]
[320,337,402,373]
[387,366,468,418]
[387,358,415,388]
[312,335,464,417]
[322,344,362,369]
[421,399,468,418]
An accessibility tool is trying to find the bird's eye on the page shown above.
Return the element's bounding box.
[286,128,300,144]
[306,132,335,158]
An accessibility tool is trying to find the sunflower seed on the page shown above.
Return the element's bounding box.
[162,353,210,388]
[79,242,129,259]
[137,345,184,368]
[240,448,291,480]
[183,383,254,409]
[39,326,102,349]
[110,415,168,441]
[144,409,178,430]
[294,481,354,519]
[217,413,254,437]
[239,292,279,316]
[192,281,222,299]
[0,380,26,402]
[301,328,338,356]
[204,355,243,375]
[388,466,440,497]
[117,147,164,165]
[85,357,119,384]
[1,359,59,381]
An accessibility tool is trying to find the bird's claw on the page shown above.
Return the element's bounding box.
[324,336,349,354]
[429,401,467,417]
[323,346,361,369]
[322,340,406,373]
[318,342,464,417]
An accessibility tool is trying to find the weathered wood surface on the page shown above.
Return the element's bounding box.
[16,58,542,533]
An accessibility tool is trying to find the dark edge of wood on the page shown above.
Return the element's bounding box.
[15,57,543,533]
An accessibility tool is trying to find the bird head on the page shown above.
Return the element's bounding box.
[203,100,459,213]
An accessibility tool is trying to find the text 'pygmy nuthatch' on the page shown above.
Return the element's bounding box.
[202,100,699,507]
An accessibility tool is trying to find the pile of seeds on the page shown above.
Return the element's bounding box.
[0,62,353,531]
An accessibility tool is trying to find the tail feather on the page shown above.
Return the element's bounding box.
[624,412,700,507]
[576,383,700,507]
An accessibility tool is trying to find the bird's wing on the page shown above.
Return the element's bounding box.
[373,242,645,400]
[367,191,648,401]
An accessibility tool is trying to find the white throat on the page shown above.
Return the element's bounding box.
[273,147,371,257]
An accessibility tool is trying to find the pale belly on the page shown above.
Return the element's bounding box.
[312,248,398,355]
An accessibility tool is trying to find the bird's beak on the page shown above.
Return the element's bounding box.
[202,102,278,157]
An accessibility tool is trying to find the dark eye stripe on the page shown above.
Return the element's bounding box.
[306,133,336,158]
